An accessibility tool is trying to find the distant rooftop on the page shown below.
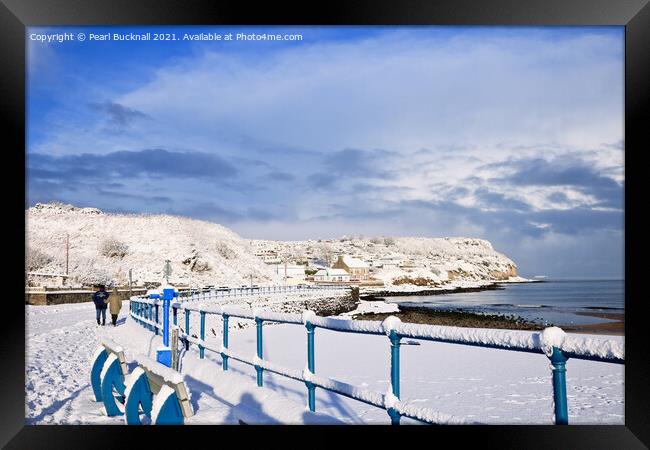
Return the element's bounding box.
[339,255,369,268]
[315,268,349,276]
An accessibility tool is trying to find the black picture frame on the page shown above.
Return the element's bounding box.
[2,0,648,447]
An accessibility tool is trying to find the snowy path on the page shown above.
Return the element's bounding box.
[25,302,339,425]
[26,303,129,424]
[25,302,624,425]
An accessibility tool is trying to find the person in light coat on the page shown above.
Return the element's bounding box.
[108,287,122,326]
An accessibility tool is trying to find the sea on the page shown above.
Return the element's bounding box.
[385,279,624,327]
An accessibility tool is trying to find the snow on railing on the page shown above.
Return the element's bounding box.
[129,296,624,425]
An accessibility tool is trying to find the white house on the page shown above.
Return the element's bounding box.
[270,264,306,280]
[378,254,402,269]
[399,259,419,269]
[256,250,282,264]
[313,268,350,282]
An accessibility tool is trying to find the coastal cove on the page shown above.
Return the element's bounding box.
[356,279,624,335]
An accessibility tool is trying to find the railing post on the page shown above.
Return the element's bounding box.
[199,311,206,359]
[388,329,402,425]
[222,314,229,370]
[255,317,264,387]
[154,303,159,335]
[306,321,316,412]
[156,287,174,367]
[549,346,569,425]
[184,309,190,351]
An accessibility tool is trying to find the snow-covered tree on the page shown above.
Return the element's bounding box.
[215,241,235,259]
[100,237,129,258]
[26,248,52,271]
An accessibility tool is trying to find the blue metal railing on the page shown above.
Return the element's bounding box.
[179,284,348,301]
[128,295,624,425]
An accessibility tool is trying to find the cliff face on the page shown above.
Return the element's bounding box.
[374,237,519,286]
[489,265,518,281]
[26,203,282,287]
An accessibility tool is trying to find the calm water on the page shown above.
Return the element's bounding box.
[387,279,624,326]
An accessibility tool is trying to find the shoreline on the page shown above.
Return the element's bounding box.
[360,282,505,300]
[350,305,624,335]
[352,305,544,331]
[560,311,624,335]
[359,278,543,300]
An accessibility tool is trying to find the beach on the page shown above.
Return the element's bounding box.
[353,279,624,335]
[352,307,624,335]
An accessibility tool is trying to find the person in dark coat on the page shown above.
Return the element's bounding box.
[92,284,110,326]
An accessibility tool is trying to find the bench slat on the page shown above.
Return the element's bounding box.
[136,361,193,418]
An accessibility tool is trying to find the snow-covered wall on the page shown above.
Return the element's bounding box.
[26,203,282,287]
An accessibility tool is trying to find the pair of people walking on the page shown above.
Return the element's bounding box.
[92,285,122,326]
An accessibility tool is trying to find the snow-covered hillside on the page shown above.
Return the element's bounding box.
[26,202,524,290]
[251,236,523,288]
[26,203,282,287]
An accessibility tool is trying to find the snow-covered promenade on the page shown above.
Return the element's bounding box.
[26,300,624,424]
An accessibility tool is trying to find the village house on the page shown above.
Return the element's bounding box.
[270,263,306,280]
[313,268,350,283]
[399,258,419,269]
[255,250,282,264]
[332,255,370,281]
[378,254,402,269]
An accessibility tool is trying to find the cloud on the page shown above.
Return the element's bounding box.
[265,171,296,182]
[472,188,531,212]
[26,27,625,277]
[88,100,148,128]
[496,157,619,189]
[28,149,237,182]
[170,201,282,224]
[486,155,623,210]
[307,148,399,189]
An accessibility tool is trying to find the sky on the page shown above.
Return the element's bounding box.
[26,26,625,278]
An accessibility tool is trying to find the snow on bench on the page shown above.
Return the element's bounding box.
[100,339,128,375]
[133,354,193,419]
